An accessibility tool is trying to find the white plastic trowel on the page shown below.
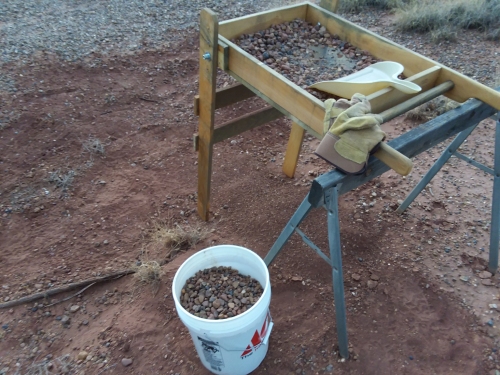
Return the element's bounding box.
[310,61,421,98]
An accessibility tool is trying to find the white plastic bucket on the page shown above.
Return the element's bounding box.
[172,245,273,375]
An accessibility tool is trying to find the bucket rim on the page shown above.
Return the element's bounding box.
[172,244,270,324]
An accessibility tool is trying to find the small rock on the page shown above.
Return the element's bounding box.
[351,273,361,281]
[479,271,493,279]
[489,304,498,310]
[121,358,133,367]
[291,276,303,282]
[61,315,70,324]
[487,319,494,327]
[367,280,378,289]
[370,274,380,281]
[70,305,80,313]
[77,351,88,361]
[459,276,470,282]
[482,279,495,286]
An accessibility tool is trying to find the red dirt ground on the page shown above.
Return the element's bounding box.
[0,31,499,375]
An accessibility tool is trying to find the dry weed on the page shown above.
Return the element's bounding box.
[132,260,164,294]
[82,136,105,156]
[21,354,77,375]
[133,260,163,285]
[396,0,500,38]
[148,218,209,257]
[47,169,75,193]
[339,0,409,12]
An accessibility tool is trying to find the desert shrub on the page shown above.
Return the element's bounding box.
[339,0,410,12]
[339,0,499,40]
[396,0,500,36]
[82,136,105,155]
[48,169,75,192]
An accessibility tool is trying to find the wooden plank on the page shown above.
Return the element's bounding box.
[368,66,442,114]
[219,3,308,40]
[213,106,283,143]
[193,106,284,150]
[309,93,499,207]
[306,3,500,110]
[220,35,325,138]
[194,83,256,116]
[318,0,340,13]
[197,9,218,221]
[218,39,229,71]
[283,122,306,178]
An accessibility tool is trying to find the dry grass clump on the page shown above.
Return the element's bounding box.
[395,0,500,41]
[405,96,459,122]
[137,216,209,266]
[339,0,409,12]
[21,354,77,375]
[82,136,105,155]
[133,219,209,291]
[340,0,499,41]
[48,169,75,193]
[133,260,163,285]
[149,219,208,256]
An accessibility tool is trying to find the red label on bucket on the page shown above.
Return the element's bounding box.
[241,311,272,358]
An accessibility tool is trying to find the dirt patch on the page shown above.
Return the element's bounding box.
[0,12,499,375]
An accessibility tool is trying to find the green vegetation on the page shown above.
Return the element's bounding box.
[339,0,500,41]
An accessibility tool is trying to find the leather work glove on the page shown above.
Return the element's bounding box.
[315,93,385,174]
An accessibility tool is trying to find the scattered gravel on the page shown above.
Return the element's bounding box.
[233,18,378,99]
[180,266,264,320]
[0,0,301,67]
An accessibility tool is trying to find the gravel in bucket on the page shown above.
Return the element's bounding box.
[232,18,380,100]
[181,266,264,320]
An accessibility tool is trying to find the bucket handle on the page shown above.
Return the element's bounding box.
[199,319,274,352]
[262,321,274,346]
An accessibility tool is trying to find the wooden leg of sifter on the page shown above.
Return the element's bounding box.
[282,122,305,178]
[197,9,218,221]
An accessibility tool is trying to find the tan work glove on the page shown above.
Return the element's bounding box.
[316,94,385,174]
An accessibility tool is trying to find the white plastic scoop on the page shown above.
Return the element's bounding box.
[310,61,421,98]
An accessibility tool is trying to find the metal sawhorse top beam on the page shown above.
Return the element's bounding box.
[263,91,499,359]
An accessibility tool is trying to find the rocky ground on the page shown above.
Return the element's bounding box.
[0,1,500,374]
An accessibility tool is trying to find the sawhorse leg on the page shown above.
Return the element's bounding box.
[326,185,349,359]
[397,117,500,274]
[264,187,350,359]
[488,116,500,273]
[396,123,478,214]
[264,194,313,265]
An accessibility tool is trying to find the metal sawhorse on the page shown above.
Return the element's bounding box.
[263,92,499,359]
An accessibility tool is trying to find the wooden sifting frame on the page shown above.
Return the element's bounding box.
[194,2,500,220]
